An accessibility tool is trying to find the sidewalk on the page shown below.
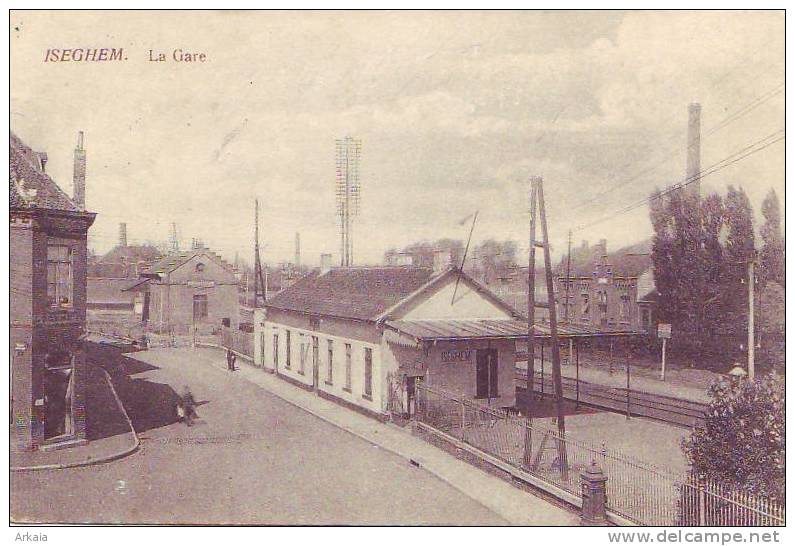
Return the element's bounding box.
[192,347,579,526]
[11,364,139,471]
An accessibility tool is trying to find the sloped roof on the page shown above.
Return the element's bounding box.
[141,248,236,276]
[87,278,138,303]
[385,319,642,345]
[9,131,81,212]
[102,244,162,264]
[557,239,652,278]
[266,266,436,321]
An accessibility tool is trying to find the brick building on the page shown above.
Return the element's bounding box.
[555,239,655,333]
[125,248,239,335]
[10,131,96,451]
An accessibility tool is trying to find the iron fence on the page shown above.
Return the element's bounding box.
[220,327,254,358]
[415,383,784,526]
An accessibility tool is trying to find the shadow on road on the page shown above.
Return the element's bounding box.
[86,343,182,435]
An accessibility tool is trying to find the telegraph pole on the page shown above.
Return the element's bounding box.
[254,200,267,308]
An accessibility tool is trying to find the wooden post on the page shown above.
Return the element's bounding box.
[625,340,631,419]
[660,337,667,381]
[536,178,568,479]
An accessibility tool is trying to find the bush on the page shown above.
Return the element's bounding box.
[682,373,785,503]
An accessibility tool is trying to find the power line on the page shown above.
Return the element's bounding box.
[571,129,785,234]
[569,82,784,213]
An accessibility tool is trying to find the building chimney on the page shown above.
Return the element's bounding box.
[598,239,607,256]
[295,233,301,269]
[73,131,86,209]
[685,103,701,197]
[119,222,128,248]
[320,253,333,274]
[37,152,48,172]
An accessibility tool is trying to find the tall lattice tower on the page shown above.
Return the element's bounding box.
[335,136,362,267]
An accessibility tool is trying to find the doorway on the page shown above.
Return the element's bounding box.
[311,336,319,390]
[475,348,498,400]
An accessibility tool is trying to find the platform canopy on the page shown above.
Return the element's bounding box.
[383,319,642,348]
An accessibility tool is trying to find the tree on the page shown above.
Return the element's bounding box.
[721,186,755,347]
[649,188,720,360]
[471,239,518,284]
[759,188,784,287]
[682,373,784,503]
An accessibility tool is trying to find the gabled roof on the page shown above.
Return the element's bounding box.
[375,267,524,321]
[265,266,436,321]
[141,248,236,277]
[102,244,162,264]
[9,131,82,213]
[557,239,652,278]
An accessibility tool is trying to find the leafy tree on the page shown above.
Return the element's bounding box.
[760,188,784,287]
[682,373,785,503]
[649,188,724,360]
[721,186,756,346]
[471,239,518,284]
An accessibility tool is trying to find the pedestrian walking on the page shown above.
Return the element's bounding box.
[226,348,237,371]
[179,385,197,427]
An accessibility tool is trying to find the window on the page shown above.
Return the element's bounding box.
[326,340,334,384]
[298,334,306,374]
[272,332,279,368]
[363,347,373,400]
[344,343,352,392]
[581,293,590,316]
[620,293,631,320]
[47,242,74,308]
[192,294,208,321]
[285,330,291,369]
[476,349,499,399]
[195,262,205,273]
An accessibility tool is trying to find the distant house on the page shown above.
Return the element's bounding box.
[88,242,161,279]
[555,239,655,334]
[10,131,96,451]
[125,248,239,335]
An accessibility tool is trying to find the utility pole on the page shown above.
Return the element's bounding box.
[564,229,572,322]
[254,200,267,308]
[524,176,568,477]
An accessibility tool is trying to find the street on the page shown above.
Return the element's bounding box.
[11,348,508,525]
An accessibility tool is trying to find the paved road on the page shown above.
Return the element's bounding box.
[11,348,507,525]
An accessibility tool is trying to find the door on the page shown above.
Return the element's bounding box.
[475,348,498,400]
[311,336,319,390]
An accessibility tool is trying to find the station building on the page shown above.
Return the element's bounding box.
[253,264,603,419]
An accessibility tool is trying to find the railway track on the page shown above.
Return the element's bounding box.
[515,371,708,428]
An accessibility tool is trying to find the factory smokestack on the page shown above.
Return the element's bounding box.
[685,103,701,197]
[295,233,301,269]
[119,223,128,248]
[73,131,86,209]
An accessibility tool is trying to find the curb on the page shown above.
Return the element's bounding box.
[11,366,140,472]
[196,346,569,525]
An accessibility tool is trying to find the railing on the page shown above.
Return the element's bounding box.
[220,327,254,359]
[415,383,784,526]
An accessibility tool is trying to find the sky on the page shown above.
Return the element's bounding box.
[10,10,784,267]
